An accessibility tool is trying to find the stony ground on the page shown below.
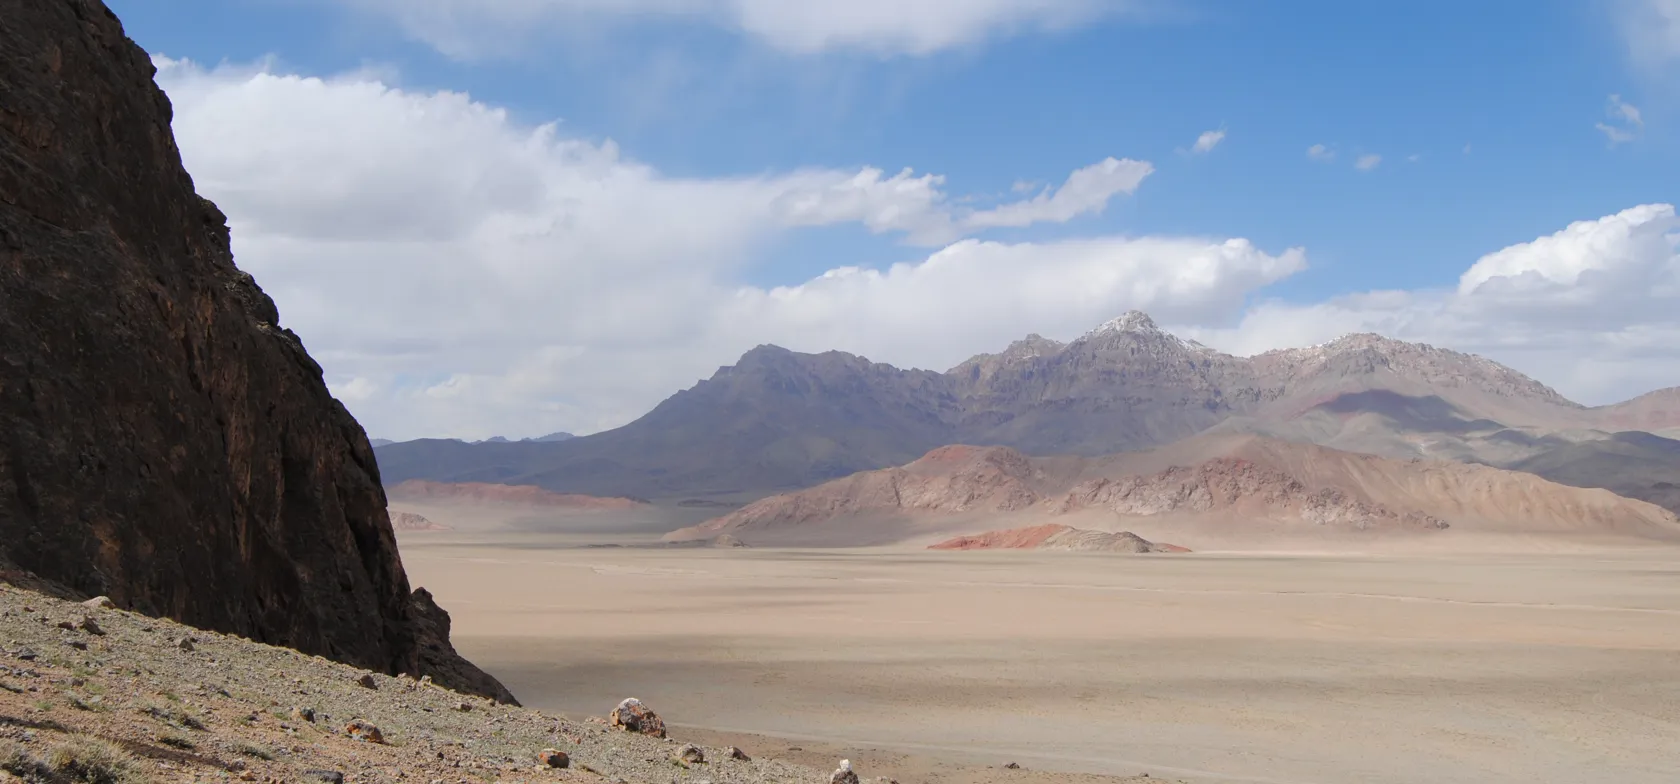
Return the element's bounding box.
[0,582,838,783]
[0,582,1174,784]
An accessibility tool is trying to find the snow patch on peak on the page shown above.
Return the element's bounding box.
[1086,310,1159,336]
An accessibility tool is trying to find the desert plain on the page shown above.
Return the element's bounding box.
[390,503,1680,784]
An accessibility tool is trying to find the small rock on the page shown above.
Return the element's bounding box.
[303,772,345,784]
[675,744,705,764]
[13,647,36,661]
[454,701,473,712]
[1004,762,1021,769]
[355,673,378,690]
[727,746,751,761]
[343,719,384,744]
[175,637,195,652]
[537,748,570,768]
[55,620,75,631]
[291,706,316,723]
[77,616,104,636]
[831,759,860,784]
[65,640,87,651]
[82,596,115,610]
[609,697,666,738]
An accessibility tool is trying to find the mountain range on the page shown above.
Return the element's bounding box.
[374,311,1680,514]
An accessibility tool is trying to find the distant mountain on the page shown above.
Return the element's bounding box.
[373,311,1680,507]
[529,431,575,442]
[369,438,395,447]
[662,437,1680,548]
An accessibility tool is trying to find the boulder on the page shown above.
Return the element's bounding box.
[609,697,666,738]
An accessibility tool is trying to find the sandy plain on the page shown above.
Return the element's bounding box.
[393,507,1680,784]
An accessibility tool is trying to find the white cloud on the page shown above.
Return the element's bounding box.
[1190,129,1225,154]
[1306,143,1335,162]
[1354,153,1382,171]
[1617,0,1680,70]
[1596,94,1645,146]
[333,0,1133,57]
[157,57,1292,440]
[1406,153,1422,163]
[1186,204,1680,404]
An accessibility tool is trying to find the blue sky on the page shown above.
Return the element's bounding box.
[106,0,1680,438]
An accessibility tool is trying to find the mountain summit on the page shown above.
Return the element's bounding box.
[376,311,1680,507]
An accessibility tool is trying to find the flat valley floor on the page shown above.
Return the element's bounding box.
[398,528,1680,784]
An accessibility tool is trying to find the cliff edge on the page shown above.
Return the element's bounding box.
[0,0,512,703]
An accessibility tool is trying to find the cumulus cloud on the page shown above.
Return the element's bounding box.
[1185,204,1680,404]
[1190,129,1225,154]
[1354,153,1382,171]
[333,0,1133,57]
[1306,143,1335,162]
[155,57,1290,439]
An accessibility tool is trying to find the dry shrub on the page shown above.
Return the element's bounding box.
[46,736,151,784]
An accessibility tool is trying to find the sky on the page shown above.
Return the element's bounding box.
[105,0,1680,440]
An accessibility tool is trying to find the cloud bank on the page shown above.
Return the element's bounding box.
[155,58,1680,440]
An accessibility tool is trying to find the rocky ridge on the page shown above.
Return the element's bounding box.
[666,436,1680,547]
[376,311,1680,504]
[0,0,507,702]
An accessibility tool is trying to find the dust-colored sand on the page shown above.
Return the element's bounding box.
[397,526,1680,784]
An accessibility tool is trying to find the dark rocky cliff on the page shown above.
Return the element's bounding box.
[0,0,514,703]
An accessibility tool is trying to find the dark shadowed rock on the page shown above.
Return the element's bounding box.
[0,0,511,703]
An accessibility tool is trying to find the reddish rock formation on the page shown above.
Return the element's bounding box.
[0,0,511,703]
[929,524,1187,553]
[386,480,648,510]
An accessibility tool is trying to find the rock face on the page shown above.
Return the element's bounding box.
[0,0,511,702]
[928,524,1186,553]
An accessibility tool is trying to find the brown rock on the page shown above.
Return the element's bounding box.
[343,720,384,744]
[536,749,569,768]
[0,0,512,705]
[727,746,751,761]
[81,596,115,610]
[609,697,665,738]
[176,637,195,652]
[291,706,316,723]
[355,673,378,689]
[77,616,104,636]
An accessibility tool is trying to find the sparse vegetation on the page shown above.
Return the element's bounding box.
[45,736,151,784]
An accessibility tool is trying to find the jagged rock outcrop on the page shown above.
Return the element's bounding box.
[0,0,512,702]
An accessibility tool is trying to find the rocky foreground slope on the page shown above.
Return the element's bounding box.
[666,437,1680,547]
[0,0,507,702]
[0,583,1174,784]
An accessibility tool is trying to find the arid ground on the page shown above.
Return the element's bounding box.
[395,511,1680,784]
